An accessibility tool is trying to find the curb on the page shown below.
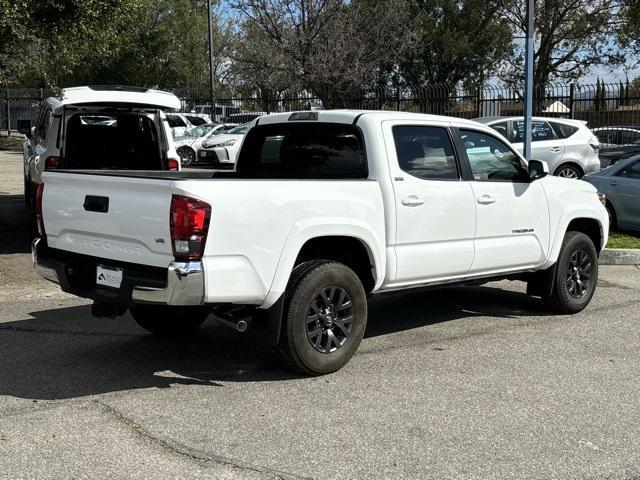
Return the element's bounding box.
[599,248,640,265]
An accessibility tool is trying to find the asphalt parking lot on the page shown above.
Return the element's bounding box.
[1,150,640,480]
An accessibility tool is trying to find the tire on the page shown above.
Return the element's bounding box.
[129,305,209,336]
[279,260,367,376]
[554,164,583,179]
[546,232,598,314]
[605,202,617,231]
[177,147,195,167]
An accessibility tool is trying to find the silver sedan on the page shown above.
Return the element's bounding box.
[583,155,640,232]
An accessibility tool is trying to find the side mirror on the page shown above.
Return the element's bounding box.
[17,119,32,137]
[529,159,549,180]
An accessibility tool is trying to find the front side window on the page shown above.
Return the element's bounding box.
[392,126,459,180]
[460,129,529,182]
[237,123,366,179]
[512,120,555,143]
[489,121,509,139]
[595,129,619,144]
[627,161,640,179]
[620,130,640,145]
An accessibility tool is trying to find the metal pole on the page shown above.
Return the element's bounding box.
[207,0,216,120]
[523,0,535,161]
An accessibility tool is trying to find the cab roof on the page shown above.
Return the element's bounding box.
[253,110,484,128]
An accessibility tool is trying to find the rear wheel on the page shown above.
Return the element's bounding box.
[546,232,598,314]
[555,164,583,179]
[129,305,209,336]
[279,261,367,375]
[177,147,196,167]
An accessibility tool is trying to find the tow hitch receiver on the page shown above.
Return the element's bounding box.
[91,301,127,319]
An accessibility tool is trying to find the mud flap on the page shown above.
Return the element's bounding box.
[526,263,557,298]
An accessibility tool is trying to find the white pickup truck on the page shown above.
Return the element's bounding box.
[33,110,609,375]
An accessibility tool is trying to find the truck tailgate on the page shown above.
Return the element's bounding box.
[42,172,174,268]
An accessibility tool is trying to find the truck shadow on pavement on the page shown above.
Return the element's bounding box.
[0,285,549,401]
[0,193,31,254]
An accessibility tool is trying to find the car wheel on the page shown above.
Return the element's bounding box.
[279,260,367,376]
[555,164,583,179]
[177,147,195,167]
[129,305,209,336]
[605,202,617,231]
[546,232,598,314]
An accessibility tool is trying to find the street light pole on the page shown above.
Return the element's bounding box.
[523,0,535,161]
[207,0,216,119]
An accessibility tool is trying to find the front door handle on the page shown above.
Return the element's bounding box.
[401,195,425,207]
[609,181,619,187]
[549,147,562,153]
[477,194,496,205]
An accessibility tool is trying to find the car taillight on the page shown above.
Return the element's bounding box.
[35,183,45,236]
[167,158,179,171]
[170,195,211,261]
[45,156,60,169]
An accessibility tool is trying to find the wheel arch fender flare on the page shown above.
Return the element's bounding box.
[260,220,385,310]
[545,207,607,267]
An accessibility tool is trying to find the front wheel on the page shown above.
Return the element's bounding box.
[129,305,209,336]
[546,232,598,314]
[279,261,368,375]
[177,147,196,167]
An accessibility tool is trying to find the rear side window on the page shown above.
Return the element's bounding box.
[237,123,366,179]
[620,130,640,145]
[393,126,459,180]
[489,121,509,139]
[185,115,207,126]
[166,115,186,128]
[550,122,579,139]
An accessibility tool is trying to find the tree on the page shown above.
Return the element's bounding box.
[500,0,624,88]
[399,0,513,88]
[230,0,413,106]
[0,0,140,88]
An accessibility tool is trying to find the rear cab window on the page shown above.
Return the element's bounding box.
[236,123,367,178]
[392,125,459,180]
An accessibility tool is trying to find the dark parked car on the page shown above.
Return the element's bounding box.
[583,155,640,232]
[599,145,640,168]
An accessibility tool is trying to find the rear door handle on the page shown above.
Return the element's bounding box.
[477,194,496,205]
[609,181,619,187]
[549,147,562,153]
[401,195,424,207]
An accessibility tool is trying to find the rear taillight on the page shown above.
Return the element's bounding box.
[35,183,45,236]
[45,156,60,169]
[170,195,211,261]
[167,158,179,171]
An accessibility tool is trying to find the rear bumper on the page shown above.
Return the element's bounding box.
[32,238,204,306]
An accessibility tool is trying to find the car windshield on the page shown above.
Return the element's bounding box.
[227,124,249,135]
[186,125,214,137]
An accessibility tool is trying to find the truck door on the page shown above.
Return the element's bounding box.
[457,128,551,273]
[384,121,476,284]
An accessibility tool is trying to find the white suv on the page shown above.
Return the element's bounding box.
[21,86,181,219]
[475,116,600,179]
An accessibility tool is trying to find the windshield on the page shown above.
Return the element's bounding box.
[228,124,249,135]
[185,115,207,126]
[186,124,215,137]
